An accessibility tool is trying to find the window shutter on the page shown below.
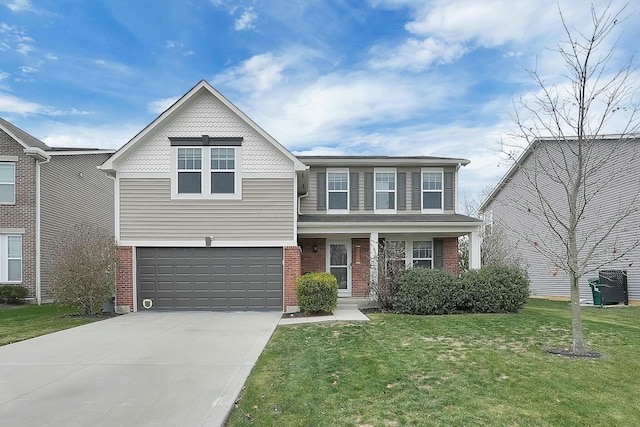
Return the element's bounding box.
[350,172,359,210]
[317,171,326,211]
[364,172,374,210]
[411,172,421,210]
[397,172,406,210]
[444,171,454,210]
[434,239,444,269]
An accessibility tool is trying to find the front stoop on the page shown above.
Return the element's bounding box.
[337,297,378,310]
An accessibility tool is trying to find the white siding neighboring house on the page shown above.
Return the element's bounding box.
[480,136,640,305]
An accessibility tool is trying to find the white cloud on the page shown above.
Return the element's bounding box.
[39,122,142,149]
[234,7,258,31]
[6,0,34,12]
[147,96,179,114]
[0,92,92,116]
[369,37,467,71]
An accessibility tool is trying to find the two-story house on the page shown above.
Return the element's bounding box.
[0,118,114,303]
[101,80,482,313]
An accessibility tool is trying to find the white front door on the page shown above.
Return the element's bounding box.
[328,242,351,296]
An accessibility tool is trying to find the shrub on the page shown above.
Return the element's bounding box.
[295,272,338,314]
[393,268,460,315]
[459,265,529,313]
[50,224,118,315]
[0,285,29,304]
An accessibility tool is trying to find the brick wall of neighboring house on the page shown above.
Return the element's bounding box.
[351,238,370,297]
[0,133,36,296]
[116,246,133,313]
[283,246,301,311]
[443,237,460,276]
[300,238,326,274]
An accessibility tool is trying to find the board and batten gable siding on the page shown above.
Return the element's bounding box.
[115,91,293,173]
[119,177,294,241]
[486,139,640,303]
[300,165,457,215]
[40,153,115,300]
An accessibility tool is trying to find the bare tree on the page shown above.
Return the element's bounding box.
[369,241,409,310]
[502,4,640,353]
[51,224,118,316]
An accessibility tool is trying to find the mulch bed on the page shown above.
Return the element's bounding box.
[62,312,121,320]
[544,348,602,358]
[281,311,332,319]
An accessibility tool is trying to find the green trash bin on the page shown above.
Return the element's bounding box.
[588,277,602,307]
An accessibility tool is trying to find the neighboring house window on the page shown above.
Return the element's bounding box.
[177,148,202,194]
[375,169,396,212]
[0,162,15,205]
[327,169,349,212]
[422,168,443,212]
[1,235,22,282]
[211,147,235,194]
[412,240,433,269]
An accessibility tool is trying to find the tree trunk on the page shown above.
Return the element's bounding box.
[570,273,585,353]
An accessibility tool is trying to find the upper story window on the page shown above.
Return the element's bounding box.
[412,240,433,269]
[171,136,242,200]
[327,169,348,212]
[422,168,443,213]
[0,234,22,282]
[0,162,16,205]
[375,169,396,212]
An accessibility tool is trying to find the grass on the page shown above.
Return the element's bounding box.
[0,304,98,346]
[228,299,640,426]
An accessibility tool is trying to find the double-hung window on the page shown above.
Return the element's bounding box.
[211,148,235,194]
[177,148,202,194]
[412,241,433,269]
[422,168,443,212]
[0,162,16,205]
[0,234,22,282]
[327,169,348,212]
[375,169,396,212]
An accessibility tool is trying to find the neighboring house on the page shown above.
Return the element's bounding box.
[479,136,640,305]
[0,117,114,303]
[100,80,482,313]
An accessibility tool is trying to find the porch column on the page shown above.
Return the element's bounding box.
[369,232,379,286]
[469,230,481,269]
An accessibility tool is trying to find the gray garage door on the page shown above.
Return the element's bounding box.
[136,247,283,311]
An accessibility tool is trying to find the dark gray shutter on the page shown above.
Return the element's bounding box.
[444,171,454,210]
[433,239,444,269]
[350,172,359,210]
[317,171,326,211]
[397,172,406,210]
[364,172,374,210]
[411,172,421,210]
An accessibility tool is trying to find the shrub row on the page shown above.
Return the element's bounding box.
[0,285,29,304]
[393,265,529,315]
[295,272,338,314]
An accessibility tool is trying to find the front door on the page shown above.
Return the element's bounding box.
[328,242,351,296]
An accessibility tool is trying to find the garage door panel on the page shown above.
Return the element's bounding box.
[136,247,283,311]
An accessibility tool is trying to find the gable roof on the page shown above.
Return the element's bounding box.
[0,117,50,151]
[478,134,640,212]
[101,80,306,172]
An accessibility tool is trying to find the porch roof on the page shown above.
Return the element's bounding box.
[298,214,481,223]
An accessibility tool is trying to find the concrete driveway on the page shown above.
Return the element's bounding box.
[0,311,281,427]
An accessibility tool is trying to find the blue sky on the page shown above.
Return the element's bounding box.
[1,0,639,204]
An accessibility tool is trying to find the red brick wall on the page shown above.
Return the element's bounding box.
[300,238,326,274]
[351,238,370,297]
[116,246,133,312]
[283,246,301,310]
[0,132,36,296]
[443,237,460,276]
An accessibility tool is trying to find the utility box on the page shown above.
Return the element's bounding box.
[598,270,629,305]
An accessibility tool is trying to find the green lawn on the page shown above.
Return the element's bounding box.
[228,299,640,426]
[0,304,98,346]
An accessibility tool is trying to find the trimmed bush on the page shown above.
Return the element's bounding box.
[393,268,460,315]
[295,272,338,314]
[0,285,29,304]
[459,266,529,313]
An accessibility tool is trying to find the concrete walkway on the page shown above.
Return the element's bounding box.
[279,305,370,325]
[0,311,281,427]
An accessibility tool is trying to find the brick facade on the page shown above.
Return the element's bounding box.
[116,246,134,313]
[0,132,36,296]
[300,238,326,274]
[443,237,460,276]
[351,238,371,297]
[283,246,301,311]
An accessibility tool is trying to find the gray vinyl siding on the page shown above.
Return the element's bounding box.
[486,140,640,303]
[120,177,294,241]
[40,154,115,300]
[300,165,457,215]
